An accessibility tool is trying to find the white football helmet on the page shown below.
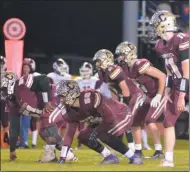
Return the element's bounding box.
[53,58,69,76]
[79,62,93,79]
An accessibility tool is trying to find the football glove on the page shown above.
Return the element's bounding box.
[150,94,162,108]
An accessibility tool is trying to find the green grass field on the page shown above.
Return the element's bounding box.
[1,136,189,171]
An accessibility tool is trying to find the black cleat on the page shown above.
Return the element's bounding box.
[134,150,144,158]
[57,157,65,164]
[151,150,164,160]
[32,144,37,149]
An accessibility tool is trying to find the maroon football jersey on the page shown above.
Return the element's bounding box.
[126,59,158,98]
[155,32,189,88]
[98,65,141,95]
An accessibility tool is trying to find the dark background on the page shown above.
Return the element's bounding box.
[0,1,123,74]
[0,1,188,74]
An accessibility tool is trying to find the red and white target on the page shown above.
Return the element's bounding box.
[3,18,26,40]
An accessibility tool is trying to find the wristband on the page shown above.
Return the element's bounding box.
[123,96,131,105]
[179,78,189,93]
[42,92,48,103]
[165,76,172,88]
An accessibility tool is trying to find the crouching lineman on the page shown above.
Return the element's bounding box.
[49,80,143,165]
[114,41,166,159]
[16,74,77,162]
[75,62,111,149]
[47,58,72,84]
[149,10,189,167]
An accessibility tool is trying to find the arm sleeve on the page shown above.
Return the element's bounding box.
[30,75,51,102]
[178,33,189,62]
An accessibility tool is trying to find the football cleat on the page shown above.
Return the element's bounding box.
[57,157,65,164]
[151,151,164,160]
[134,150,144,158]
[38,145,57,163]
[129,156,143,165]
[100,154,119,164]
[160,159,174,167]
[9,152,17,161]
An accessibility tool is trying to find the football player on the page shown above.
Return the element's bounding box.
[92,49,147,151]
[49,80,143,165]
[47,58,72,84]
[16,74,77,162]
[0,56,9,144]
[114,41,166,159]
[149,10,189,167]
[19,58,40,149]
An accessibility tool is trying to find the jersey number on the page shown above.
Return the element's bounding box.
[84,92,91,104]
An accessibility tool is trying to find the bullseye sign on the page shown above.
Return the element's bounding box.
[3,18,26,40]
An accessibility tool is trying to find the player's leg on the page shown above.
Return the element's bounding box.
[125,130,135,151]
[161,90,181,167]
[78,126,118,164]
[76,122,85,149]
[145,97,165,159]
[141,126,151,150]
[20,114,31,148]
[9,114,20,161]
[99,132,143,165]
[0,100,9,144]
[131,126,143,157]
[30,117,38,148]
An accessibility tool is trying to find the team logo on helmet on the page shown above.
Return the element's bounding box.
[56,80,80,106]
[115,41,137,67]
[1,71,18,97]
[93,49,114,70]
[149,10,178,40]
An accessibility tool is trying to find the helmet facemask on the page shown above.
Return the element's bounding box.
[1,72,18,98]
[115,42,137,67]
[53,59,69,76]
[80,62,93,79]
[93,49,114,71]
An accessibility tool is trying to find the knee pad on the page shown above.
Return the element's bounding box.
[43,126,61,144]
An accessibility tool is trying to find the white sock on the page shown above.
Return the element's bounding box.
[165,152,173,162]
[135,144,142,150]
[101,147,111,158]
[124,149,134,159]
[45,144,55,149]
[32,130,38,145]
[141,129,148,146]
[60,146,69,157]
[154,144,162,151]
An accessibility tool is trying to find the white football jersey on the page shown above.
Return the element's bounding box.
[75,76,98,91]
[47,72,72,85]
[33,72,41,76]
